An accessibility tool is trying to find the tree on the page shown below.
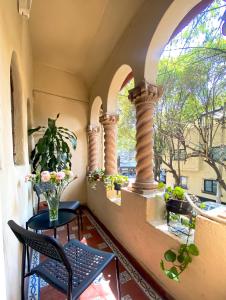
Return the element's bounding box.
[117,79,136,153]
[155,0,226,192]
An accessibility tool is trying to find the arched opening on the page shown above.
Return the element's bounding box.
[144,0,203,84]
[10,52,24,165]
[90,96,102,126]
[107,64,133,114]
[153,0,226,209]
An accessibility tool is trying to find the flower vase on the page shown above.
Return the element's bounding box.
[46,192,60,222]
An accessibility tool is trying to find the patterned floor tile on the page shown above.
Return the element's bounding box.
[120,271,132,285]
[83,232,93,239]
[97,242,108,250]
[121,295,133,300]
[28,209,162,300]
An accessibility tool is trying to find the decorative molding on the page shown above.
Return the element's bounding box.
[99,113,119,125]
[18,0,32,18]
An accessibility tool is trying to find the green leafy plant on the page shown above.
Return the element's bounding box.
[87,169,105,189]
[157,182,165,189]
[28,114,77,172]
[104,174,129,191]
[164,186,185,202]
[160,242,199,282]
[87,170,129,191]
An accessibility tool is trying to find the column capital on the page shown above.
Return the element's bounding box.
[99,113,119,125]
[128,83,163,106]
[87,125,100,134]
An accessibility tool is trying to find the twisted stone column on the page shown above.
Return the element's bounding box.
[99,114,119,175]
[87,125,100,173]
[129,83,163,193]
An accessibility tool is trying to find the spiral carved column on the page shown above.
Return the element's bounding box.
[99,114,119,175]
[129,83,163,194]
[87,126,100,173]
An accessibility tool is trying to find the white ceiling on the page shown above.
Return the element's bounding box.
[29,0,144,88]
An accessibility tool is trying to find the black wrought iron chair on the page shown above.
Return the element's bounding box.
[8,220,121,300]
[33,183,83,232]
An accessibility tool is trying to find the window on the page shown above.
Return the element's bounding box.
[203,179,217,195]
[173,149,186,161]
[210,146,226,162]
[180,176,188,189]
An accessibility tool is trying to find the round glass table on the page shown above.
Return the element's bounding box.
[26,208,79,241]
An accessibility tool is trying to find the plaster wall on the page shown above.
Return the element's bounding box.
[33,64,89,204]
[0,0,34,299]
[87,183,226,299]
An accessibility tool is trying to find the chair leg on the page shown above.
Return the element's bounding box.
[79,208,83,231]
[26,246,30,272]
[67,274,73,300]
[77,215,80,240]
[21,245,26,300]
[115,257,121,300]
[67,224,70,242]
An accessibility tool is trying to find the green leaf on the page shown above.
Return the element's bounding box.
[188,244,199,256]
[164,192,170,201]
[177,254,185,263]
[48,117,56,129]
[165,267,179,282]
[164,250,176,262]
[28,126,44,135]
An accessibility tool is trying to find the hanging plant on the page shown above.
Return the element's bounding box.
[160,242,199,282]
[28,114,77,172]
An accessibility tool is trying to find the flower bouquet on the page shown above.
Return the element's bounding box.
[26,169,76,222]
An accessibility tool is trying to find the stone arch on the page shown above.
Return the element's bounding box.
[107,64,133,114]
[90,96,102,126]
[144,0,201,84]
[10,51,25,165]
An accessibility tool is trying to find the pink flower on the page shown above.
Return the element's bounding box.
[25,175,31,182]
[41,171,51,182]
[56,171,65,180]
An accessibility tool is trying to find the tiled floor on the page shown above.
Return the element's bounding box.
[28,208,162,300]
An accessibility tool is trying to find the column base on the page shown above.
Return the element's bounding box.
[130,180,158,195]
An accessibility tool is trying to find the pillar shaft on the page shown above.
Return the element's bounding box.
[87,126,99,173]
[99,114,119,175]
[129,83,163,193]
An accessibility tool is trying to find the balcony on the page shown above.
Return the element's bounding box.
[1,1,226,300]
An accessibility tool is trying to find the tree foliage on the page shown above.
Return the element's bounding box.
[155,0,226,191]
[117,79,136,153]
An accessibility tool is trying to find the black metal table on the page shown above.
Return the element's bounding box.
[26,208,79,241]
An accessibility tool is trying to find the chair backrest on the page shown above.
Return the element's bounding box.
[8,220,71,272]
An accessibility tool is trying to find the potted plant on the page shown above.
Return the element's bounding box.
[165,186,192,215]
[87,169,105,189]
[104,174,129,194]
[160,241,199,282]
[25,169,75,221]
[28,114,77,172]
